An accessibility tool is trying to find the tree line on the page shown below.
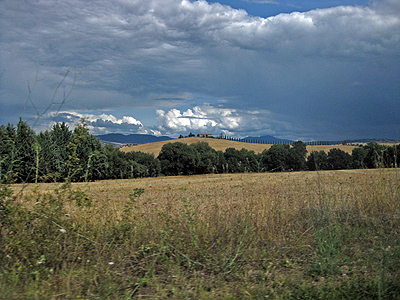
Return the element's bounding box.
[222,136,330,145]
[179,132,330,145]
[0,119,160,183]
[1,119,399,183]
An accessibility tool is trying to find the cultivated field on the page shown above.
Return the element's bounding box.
[121,137,357,156]
[3,168,400,299]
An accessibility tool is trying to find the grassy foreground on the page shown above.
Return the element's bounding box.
[1,169,400,299]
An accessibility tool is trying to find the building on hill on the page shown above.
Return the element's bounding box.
[198,133,214,138]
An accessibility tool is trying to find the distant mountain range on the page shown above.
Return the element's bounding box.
[96,133,173,146]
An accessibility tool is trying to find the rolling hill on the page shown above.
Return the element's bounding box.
[120,137,357,156]
[243,135,293,144]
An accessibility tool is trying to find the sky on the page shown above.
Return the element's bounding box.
[1,0,399,141]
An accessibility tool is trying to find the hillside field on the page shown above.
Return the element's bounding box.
[3,168,400,299]
[121,137,357,156]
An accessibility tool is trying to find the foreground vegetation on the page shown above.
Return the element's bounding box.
[1,169,400,299]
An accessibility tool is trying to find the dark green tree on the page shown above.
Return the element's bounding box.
[327,148,352,170]
[0,124,16,182]
[36,130,53,181]
[158,142,199,176]
[215,150,227,173]
[363,142,386,169]
[189,142,217,174]
[240,148,260,173]
[224,147,245,173]
[288,141,307,171]
[84,149,109,182]
[352,147,368,169]
[14,118,36,183]
[50,122,72,179]
[383,145,400,168]
[306,150,328,171]
[36,122,73,182]
[261,144,290,172]
[103,145,131,179]
[128,160,148,178]
[125,151,161,178]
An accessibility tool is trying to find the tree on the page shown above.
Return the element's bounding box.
[0,124,16,183]
[327,148,352,170]
[363,142,386,169]
[352,147,367,169]
[189,142,217,174]
[36,122,73,182]
[224,147,245,173]
[383,145,400,168]
[288,141,307,171]
[240,148,260,173]
[14,118,36,182]
[261,144,290,172]
[307,150,328,171]
[103,145,131,179]
[36,130,53,181]
[125,151,161,177]
[84,149,108,182]
[158,142,199,176]
[215,150,227,174]
[67,118,106,181]
[50,122,73,179]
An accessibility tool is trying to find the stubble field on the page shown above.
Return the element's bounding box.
[2,168,400,299]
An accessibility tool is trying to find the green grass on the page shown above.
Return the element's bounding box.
[1,169,400,299]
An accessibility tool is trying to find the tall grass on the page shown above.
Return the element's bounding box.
[1,169,400,299]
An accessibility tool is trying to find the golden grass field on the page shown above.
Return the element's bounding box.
[6,168,400,298]
[120,137,357,156]
[13,168,399,233]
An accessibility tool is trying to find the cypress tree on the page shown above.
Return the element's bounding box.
[14,118,36,182]
[50,122,73,180]
[0,124,16,182]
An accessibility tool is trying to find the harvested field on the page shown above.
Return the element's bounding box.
[4,168,400,299]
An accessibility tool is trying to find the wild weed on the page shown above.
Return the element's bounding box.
[1,169,400,299]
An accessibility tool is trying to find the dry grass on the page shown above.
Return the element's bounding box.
[13,168,400,244]
[5,168,400,299]
[121,137,357,156]
[306,144,356,154]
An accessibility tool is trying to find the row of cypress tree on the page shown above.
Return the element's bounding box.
[1,118,399,183]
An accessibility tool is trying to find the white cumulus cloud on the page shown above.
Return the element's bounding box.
[156,104,297,138]
[48,111,144,134]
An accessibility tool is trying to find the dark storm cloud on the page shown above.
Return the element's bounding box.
[0,0,399,139]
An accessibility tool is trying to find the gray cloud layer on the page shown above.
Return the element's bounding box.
[1,0,399,140]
